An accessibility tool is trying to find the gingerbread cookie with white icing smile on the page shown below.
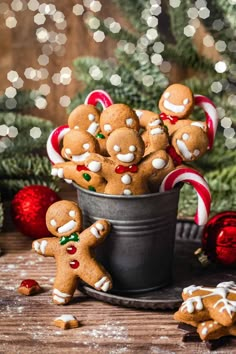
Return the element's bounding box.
[85,127,173,195]
[32,200,112,305]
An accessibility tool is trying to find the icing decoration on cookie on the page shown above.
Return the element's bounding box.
[160,112,179,124]
[160,167,211,225]
[115,164,138,174]
[85,89,113,110]
[194,95,219,150]
[20,279,39,289]
[47,125,70,164]
[166,146,183,166]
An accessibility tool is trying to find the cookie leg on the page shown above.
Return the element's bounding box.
[52,272,78,305]
[78,258,112,292]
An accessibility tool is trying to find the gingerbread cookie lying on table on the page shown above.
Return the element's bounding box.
[51,130,106,193]
[85,127,174,195]
[174,281,236,341]
[158,83,206,136]
[32,200,112,305]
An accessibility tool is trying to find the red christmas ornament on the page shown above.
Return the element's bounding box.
[202,211,236,266]
[11,185,60,239]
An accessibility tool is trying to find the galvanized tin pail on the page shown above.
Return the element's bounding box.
[75,186,180,293]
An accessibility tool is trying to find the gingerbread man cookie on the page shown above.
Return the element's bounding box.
[158,84,206,136]
[51,130,106,193]
[32,200,112,305]
[85,127,173,195]
[68,104,101,136]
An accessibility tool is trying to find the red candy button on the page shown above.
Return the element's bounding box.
[20,279,38,288]
[70,260,79,269]
[66,245,77,255]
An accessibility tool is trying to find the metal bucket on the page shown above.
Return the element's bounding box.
[75,186,180,293]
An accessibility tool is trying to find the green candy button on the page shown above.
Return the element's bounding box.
[83,173,91,181]
[88,186,96,192]
[96,133,105,139]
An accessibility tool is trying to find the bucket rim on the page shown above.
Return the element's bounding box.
[73,183,181,200]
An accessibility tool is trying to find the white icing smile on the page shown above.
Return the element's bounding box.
[71,151,90,162]
[117,152,134,163]
[87,122,99,135]
[163,99,185,113]
[57,220,77,234]
[176,139,192,159]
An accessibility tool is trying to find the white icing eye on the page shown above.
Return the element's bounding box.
[65,148,71,154]
[113,145,121,152]
[193,149,200,156]
[83,143,90,150]
[182,133,189,141]
[163,92,170,99]
[183,98,189,105]
[104,124,112,132]
[129,145,136,152]
[88,114,95,121]
[69,210,76,217]
[74,126,79,129]
[50,219,57,227]
[126,118,133,126]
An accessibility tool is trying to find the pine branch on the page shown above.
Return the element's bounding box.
[0,90,42,112]
[0,178,59,199]
[0,112,54,156]
[0,154,52,178]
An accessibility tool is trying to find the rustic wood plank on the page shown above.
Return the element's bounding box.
[1,232,236,353]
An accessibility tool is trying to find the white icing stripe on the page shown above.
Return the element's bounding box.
[53,295,66,303]
[95,222,104,231]
[33,241,40,252]
[87,122,99,135]
[163,99,185,113]
[202,327,208,335]
[55,314,75,322]
[101,281,110,292]
[149,119,161,126]
[90,226,100,239]
[117,152,134,163]
[95,276,107,288]
[152,158,166,169]
[150,128,163,135]
[71,152,90,162]
[53,289,71,297]
[57,220,77,234]
[40,240,48,254]
[176,139,192,160]
[58,168,64,178]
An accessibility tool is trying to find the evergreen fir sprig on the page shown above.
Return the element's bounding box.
[0,154,53,178]
[0,90,42,112]
[0,112,54,157]
[0,178,59,199]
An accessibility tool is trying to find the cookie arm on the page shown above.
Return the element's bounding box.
[141,150,174,178]
[79,219,111,247]
[85,153,113,180]
[32,237,58,257]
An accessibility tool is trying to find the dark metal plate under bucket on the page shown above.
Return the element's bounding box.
[75,186,180,293]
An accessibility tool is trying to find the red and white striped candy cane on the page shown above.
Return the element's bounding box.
[160,167,211,226]
[46,125,70,165]
[84,90,113,109]
[194,95,219,150]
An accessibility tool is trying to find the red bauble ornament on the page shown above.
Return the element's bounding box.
[11,185,60,239]
[202,211,236,266]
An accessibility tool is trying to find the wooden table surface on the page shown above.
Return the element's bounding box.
[1,232,235,354]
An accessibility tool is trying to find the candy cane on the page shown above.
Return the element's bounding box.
[46,125,70,164]
[194,95,219,150]
[160,167,211,226]
[84,90,113,109]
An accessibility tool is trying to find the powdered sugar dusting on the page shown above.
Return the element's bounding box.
[81,321,128,341]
